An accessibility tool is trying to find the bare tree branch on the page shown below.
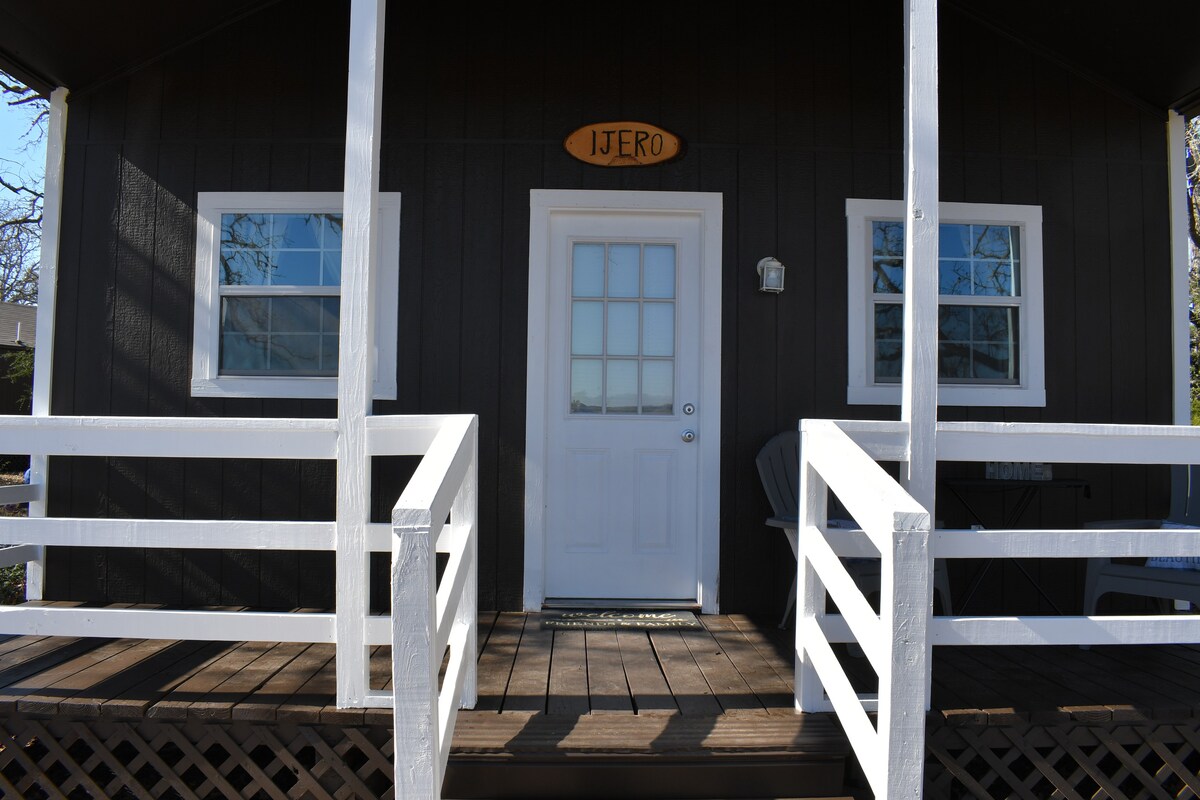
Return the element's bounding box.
[0,176,42,201]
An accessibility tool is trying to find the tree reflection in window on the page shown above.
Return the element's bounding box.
[217,212,344,375]
[871,220,1021,384]
[219,213,343,286]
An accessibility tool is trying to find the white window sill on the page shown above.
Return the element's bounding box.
[191,376,397,401]
[847,384,1046,408]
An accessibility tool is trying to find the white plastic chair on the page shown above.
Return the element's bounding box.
[1083,465,1200,614]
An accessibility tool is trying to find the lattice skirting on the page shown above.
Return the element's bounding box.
[0,714,395,799]
[925,722,1200,799]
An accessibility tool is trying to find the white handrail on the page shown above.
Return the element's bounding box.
[797,419,931,800]
[391,414,478,800]
[799,416,1200,799]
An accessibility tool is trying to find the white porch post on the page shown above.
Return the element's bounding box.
[1168,110,1191,427]
[900,0,940,513]
[336,0,386,707]
[25,87,69,601]
[888,0,938,796]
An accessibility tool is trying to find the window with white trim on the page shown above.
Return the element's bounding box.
[190,192,400,399]
[846,199,1045,407]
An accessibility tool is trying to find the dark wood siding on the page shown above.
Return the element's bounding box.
[44,1,1175,616]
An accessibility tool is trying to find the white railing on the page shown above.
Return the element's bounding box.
[390,414,478,799]
[797,417,1200,799]
[0,412,479,734]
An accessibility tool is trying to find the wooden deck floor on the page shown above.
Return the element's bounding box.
[4,610,1200,797]
[3,610,1200,729]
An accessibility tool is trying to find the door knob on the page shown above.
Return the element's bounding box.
[681,429,696,443]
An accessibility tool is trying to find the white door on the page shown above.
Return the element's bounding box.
[526,191,722,608]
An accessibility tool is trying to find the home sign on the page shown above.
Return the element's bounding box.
[985,461,1053,481]
[563,121,683,167]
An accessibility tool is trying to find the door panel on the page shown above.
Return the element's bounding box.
[544,212,700,601]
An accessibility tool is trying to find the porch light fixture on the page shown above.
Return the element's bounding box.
[757,256,785,293]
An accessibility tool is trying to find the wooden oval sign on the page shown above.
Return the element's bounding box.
[563,121,683,167]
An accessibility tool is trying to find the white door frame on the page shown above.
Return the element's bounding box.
[523,189,723,613]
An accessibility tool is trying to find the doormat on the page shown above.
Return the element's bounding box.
[540,609,702,630]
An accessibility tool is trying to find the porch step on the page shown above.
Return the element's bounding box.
[444,711,850,799]
[444,759,852,800]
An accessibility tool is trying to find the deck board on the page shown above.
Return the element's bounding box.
[185,641,304,721]
[648,629,723,716]
[99,638,228,720]
[474,612,524,711]
[229,642,332,723]
[149,641,278,720]
[546,630,589,716]
[10,638,147,716]
[614,629,678,715]
[503,616,553,713]
[584,630,633,713]
[678,627,763,714]
[701,616,794,715]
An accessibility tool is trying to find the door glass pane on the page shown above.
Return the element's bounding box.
[642,303,674,357]
[606,360,638,413]
[572,301,603,355]
[608,244,640,297]
[568,240,684,415]
[573,243,605,297]
[642,361,674,414]
[571,360,602,413]
[606,302,639,356]
[643,245,675,298]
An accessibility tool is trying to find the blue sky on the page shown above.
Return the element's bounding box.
[0,92,46,190]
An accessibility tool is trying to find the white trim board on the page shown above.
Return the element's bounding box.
[523,189,723,613]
